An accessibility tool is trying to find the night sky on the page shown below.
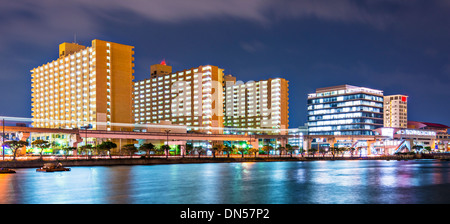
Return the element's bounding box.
[1,0,449,128]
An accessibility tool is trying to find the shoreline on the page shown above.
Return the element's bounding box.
[0,154,447,169]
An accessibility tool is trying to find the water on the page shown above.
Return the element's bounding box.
[0,160,449,204]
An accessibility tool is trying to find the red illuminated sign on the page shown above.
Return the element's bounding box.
[401,96,406,102]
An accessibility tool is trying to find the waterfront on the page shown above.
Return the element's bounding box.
[0,160,449,204]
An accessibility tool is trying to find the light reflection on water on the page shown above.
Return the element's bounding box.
[0,160,449,204]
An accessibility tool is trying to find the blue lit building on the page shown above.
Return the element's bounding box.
[307,85,384,136]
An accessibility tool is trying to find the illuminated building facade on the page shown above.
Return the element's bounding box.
[384,94,408,128]
[223,76,289,134]
[307,85,384,136]
[133,63,225,134]
[31,39,135,131]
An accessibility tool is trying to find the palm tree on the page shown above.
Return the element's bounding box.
[262,145,273,157]
[122,144,138,158]
[97,141,117,159]
[139,142,155,157]
[31,139,51,160]
[2,140,28,160]
[161,144,171,159]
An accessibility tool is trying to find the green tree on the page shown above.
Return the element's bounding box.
[161,144,171,159]
[277,145,286,157]
[62,146,77,159]
[223,145,233,158]
[237,146,247,158]
[79,144,94,159]
[97,141,117,159]
[122,144,138,158]
[31,139,51,160]
[412,145,423,153]
[139,142,155,157]
[286,144,295,157]
[212,144,223,158]
[349,147,356,158]
[195,146,204,158]
[2,140,28,160]
[248,148,259,158]
[308,148,317,157]
[185,144,194,157]
[262,145,273,157]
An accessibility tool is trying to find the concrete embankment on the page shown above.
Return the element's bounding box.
[0,155,440,169]
[0,157,307,168]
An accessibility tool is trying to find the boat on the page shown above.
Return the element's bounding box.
[0,168,16,174]
[36,163,71,172]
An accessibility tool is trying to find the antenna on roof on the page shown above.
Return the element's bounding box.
[74,33,77,44]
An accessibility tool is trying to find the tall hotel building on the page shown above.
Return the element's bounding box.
[223,75,289,134]
[133,63,225,134]
[31,40,135,131]
[307,85,384,136]
[383,94,408,128]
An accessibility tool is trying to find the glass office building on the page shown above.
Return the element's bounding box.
[307,85,384,136]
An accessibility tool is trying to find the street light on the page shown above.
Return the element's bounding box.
[164,129,171,157]
[81,124,93,154]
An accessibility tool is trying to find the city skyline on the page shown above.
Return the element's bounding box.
[1,1,450,128]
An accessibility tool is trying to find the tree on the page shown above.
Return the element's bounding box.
[78,144,94,159]
[277,145,286,157]
[412,145,423,153]
[349,147,356,158]
[237,147,247,158]
[161,144,171,159]
[97,141,117,159]
[319,147,327,157]
[212,144,223,158]
[139,142,155,157]
[185,144,194,157]
[62,146,77,159]
[31,139,51,160]
[248,148,259,158]
[286,145,295,157]
[2,140,28,160]
[308,148,317,157]
[223,145,233,158]
[195,146,204,158]
[122,144,138,158]
[262,145,273,157]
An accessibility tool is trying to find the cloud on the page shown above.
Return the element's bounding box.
[240,41,266,53]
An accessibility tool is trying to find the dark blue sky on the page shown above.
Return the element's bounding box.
[1,0,449,128]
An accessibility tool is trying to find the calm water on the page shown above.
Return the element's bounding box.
[0,160,449,204]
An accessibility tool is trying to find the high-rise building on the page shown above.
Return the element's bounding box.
[307,85,384,136]
[384,95,408,128]
[133,63,225,134]
[31,39,135,131]
[223,76,289,134]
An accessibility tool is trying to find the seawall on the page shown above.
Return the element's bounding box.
[0,154,444,169]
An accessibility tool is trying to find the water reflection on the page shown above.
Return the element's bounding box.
[0,160,449,204]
